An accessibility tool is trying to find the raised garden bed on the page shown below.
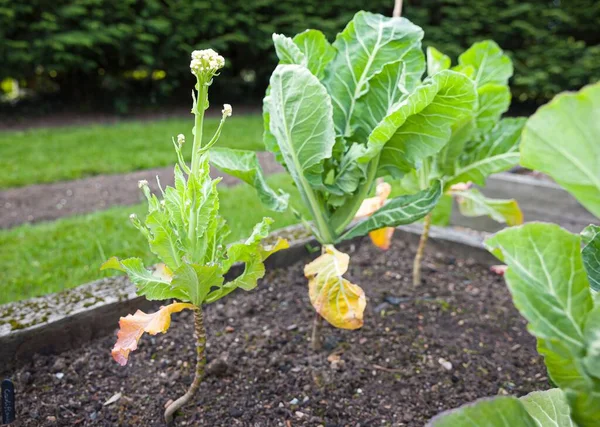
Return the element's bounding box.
[2,225,547,426]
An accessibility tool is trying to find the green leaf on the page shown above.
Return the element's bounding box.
[447,118,525,187]
[144,208,183,269]
[426,46,450,76]
[209,147,289,212]
[485,223,594,388]
[475,84,511,135]
[427,396,537,427]
[351,60,409,143]
[565,388,600,427]
[458,40,513,87]
[582,303,600,380]
[101,257,187,301]
[520,82,600,218]
[292,29,335,79]
[582,225,600,291]
[365,70,477,178]
[452,188,523,225]
[430,194,453,226]
[340,180,442,242]
[171,264,224,306]
[324,11,424,136]
[267,64,336,187]
[272,33,304,64]
[520,389,575,427]
[323,143,369,197]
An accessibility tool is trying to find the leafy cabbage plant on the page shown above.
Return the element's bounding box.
[428,82,600,427]
[101,49,288,423]
[208,11,482,347]
[399,42,526,286]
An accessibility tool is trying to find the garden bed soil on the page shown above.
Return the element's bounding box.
[6,237,546,426]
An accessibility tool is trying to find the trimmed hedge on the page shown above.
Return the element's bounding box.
[1,0,598,110]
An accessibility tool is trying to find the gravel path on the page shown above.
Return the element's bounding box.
[0,152,283,229]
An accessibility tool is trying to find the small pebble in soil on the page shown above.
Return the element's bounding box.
[438,358,453,371]
[229,407,243,418]
[289,398,299,405]
[55,372,64,379]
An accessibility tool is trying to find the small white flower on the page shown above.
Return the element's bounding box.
[177,134,185,145]
[190,49,225,76]
[138,179,149,189]
[222,104,232,117]
[129,213,137,221]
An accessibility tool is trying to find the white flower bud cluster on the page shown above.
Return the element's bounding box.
[190,49,225,76]
[177,134,185,146]
[138,179,149,189]
[222,104,232,117]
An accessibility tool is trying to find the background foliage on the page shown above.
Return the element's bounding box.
[1,0,598,112]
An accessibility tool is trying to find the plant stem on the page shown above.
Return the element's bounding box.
[164,306,207,424]
[413,212,432,287]
[393,0,403,17]
[311,312,323,351]
[191,82,207,175]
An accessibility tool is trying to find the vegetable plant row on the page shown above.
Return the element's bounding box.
[101,9,600,425]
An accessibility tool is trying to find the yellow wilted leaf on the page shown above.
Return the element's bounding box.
[304,245,366,330]
[112,302,194,366]
[355,181,394,250]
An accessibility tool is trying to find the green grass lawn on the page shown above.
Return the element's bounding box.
[0,174,306,305]
[0,114,264,188]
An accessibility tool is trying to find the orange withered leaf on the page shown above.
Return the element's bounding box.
[112,302,194,366]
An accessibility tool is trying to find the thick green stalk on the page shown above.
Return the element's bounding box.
[191,82,207,175]
[164,306,207,423]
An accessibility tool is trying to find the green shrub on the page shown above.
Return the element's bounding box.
[1,0,598,110]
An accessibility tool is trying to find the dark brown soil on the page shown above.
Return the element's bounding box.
[0,152,282,229]
[6,239,546,426]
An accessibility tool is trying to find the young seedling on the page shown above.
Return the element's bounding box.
[402,41,526,286]
[207,11,481,349]
[101,49,288,423]
[428,82,600,427]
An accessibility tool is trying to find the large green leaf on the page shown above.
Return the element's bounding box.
[324,11,424,136]
[447,118,525,186]
[520,82,600,218]
[364,70,476,178]
[340,180,442,241]
[144,208,184,269]
[101,257,187,301]
[475,84,511,135]
[520,389,575,427]
[565,388,600,427]
[426,46,450,76]
[457,40,513,88]
[266,64,336,187]
[209,147,289,212]
[427,396,537,427]
[582,225,600,292]
[485,224,594,389]
[272,33,304,64]
[292,29,335,79]
[351,60,408,143]
[452,188,523,226]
